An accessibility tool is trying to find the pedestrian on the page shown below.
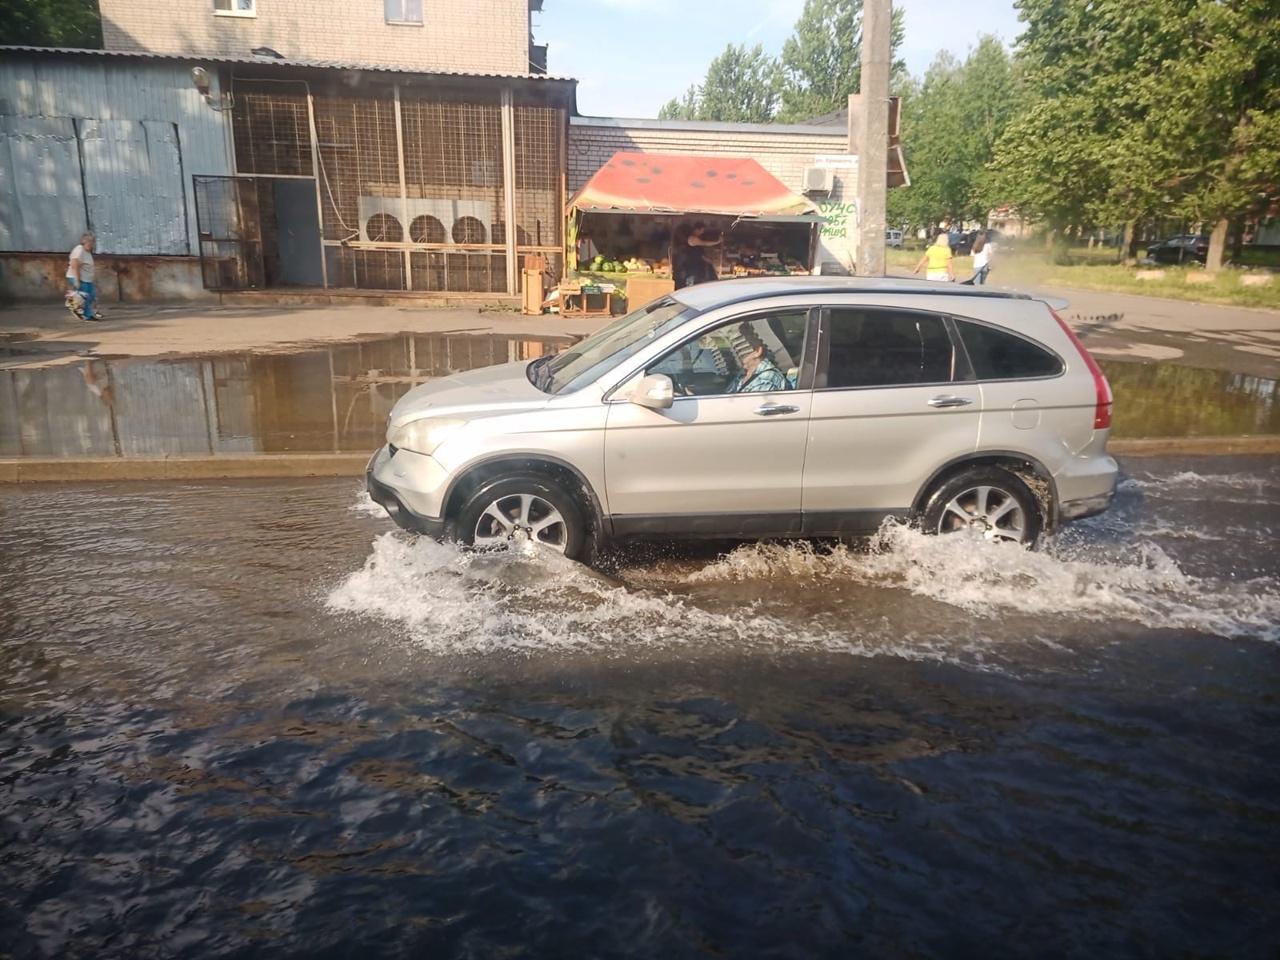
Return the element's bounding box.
[671,221,723,289]
[913,233,954,282]
[66,232,103,321]
[971,233,992,285]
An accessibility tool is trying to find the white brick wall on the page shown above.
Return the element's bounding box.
[100,0,531,74]
[569,118,862,274]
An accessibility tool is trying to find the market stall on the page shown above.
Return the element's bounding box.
[565,152,825,303]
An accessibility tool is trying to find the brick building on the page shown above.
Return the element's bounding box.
[0,2,567,302]
[98,0,547,75]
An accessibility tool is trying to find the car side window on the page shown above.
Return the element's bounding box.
[647,312,808,396]
[954,317,1064,380]
[823,308,956,388]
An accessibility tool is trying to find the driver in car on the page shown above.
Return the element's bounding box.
[727,325,787,392]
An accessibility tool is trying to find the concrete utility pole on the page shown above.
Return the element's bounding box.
[855,0,892,277]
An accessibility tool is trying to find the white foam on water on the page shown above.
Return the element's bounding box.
[689,523,1279,643]
[326,531,748,655]
[328,495,1279,659]
[324,532,1001,663]
[350,490,391,519]
[1122,470,1279,504]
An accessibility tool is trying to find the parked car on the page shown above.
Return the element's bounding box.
[367,277,1117,562]
[948,230,977,256]
[885,229,904,248]
[1145,234,1209,264]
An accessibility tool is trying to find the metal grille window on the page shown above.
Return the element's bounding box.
[513,107,562,249]
[384,0,423,23]
[233,90,311,177]
[213,81,564,294]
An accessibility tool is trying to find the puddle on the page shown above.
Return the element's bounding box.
[0,333,572,458]
[1100,360,1279,438]
[1,344,1275,459]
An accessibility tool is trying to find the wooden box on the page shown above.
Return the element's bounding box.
[624,275,676,306]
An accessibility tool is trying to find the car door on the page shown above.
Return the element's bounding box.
[603,309,814,538]
[802,305,980,533]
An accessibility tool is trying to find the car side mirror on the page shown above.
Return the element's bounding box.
[630,373,674,410]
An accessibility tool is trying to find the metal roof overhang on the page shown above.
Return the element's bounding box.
[731,213,828,225]
[0,45,578,105]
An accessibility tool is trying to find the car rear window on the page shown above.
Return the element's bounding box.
[824,309,955,388]
[954,317,1064,380]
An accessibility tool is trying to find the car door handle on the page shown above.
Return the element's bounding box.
[753,403,801,416]
[927,395,974,408]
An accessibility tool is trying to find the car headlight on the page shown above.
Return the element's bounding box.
[388,418,468,456]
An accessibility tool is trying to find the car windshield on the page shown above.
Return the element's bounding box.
[529,298,697,395]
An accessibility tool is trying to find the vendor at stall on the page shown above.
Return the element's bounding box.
[671,221,724,289]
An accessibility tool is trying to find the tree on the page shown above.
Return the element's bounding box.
[775,0,906,123]
[658,85,701,122]
[1137,0,1280,269]
[0,0,103,48]
[994,0,1280,266]
[657,43,781,123]
[888,39,1017,234]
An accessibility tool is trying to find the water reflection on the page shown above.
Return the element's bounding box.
[0,334,572,458]
[1100,360,1279,438]
[2,346,1276,458]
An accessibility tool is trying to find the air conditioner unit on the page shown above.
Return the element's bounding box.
[803,166,834,195]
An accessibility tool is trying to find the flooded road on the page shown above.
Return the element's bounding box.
[2,456,1277,957]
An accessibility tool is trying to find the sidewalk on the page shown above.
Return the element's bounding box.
[0,299,607,368]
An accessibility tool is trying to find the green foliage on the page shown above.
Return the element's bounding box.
[0,0,103,48]
[657,44,781,123]
[994,0,1280,242]
[776,0,906,123]
[661,0,904,125]
[665,43,783,124]
[775,0,863,122]
[887,38,1017,232]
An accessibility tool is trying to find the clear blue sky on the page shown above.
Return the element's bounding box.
[536,0,1025,120]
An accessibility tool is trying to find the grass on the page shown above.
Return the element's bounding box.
[886,246,1280,310]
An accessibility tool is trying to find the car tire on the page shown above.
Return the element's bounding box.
[920,467,1042,546]
[454,475,587,559]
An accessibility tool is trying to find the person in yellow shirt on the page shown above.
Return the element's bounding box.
[913,233,955,282]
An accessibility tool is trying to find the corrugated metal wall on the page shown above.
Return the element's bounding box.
[0,57,232,255]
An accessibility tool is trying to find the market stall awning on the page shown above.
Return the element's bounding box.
[569,152,822,218]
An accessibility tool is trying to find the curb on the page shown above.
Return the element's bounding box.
[0,454,370,484]
[1108,436,1280,456]
[1,437,1277,484]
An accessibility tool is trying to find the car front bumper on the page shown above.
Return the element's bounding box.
[365,444,450,538]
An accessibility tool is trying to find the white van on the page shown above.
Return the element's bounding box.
[885,229,904,248]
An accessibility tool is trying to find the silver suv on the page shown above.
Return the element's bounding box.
[367,277,1117,561]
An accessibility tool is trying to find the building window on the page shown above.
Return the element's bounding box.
[214,0,257,16]
[385,0,423,24]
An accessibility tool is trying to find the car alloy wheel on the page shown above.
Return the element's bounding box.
[455,475,586,558]
[921,467,1042,545]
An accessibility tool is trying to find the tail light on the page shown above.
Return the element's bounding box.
[1052,309,1113,430]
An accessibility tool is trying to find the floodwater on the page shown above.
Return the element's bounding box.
[1,334,1277,457]
[2,456,1278,957]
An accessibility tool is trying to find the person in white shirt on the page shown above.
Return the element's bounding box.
[971,233,993,285]
[66,232,101,321]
